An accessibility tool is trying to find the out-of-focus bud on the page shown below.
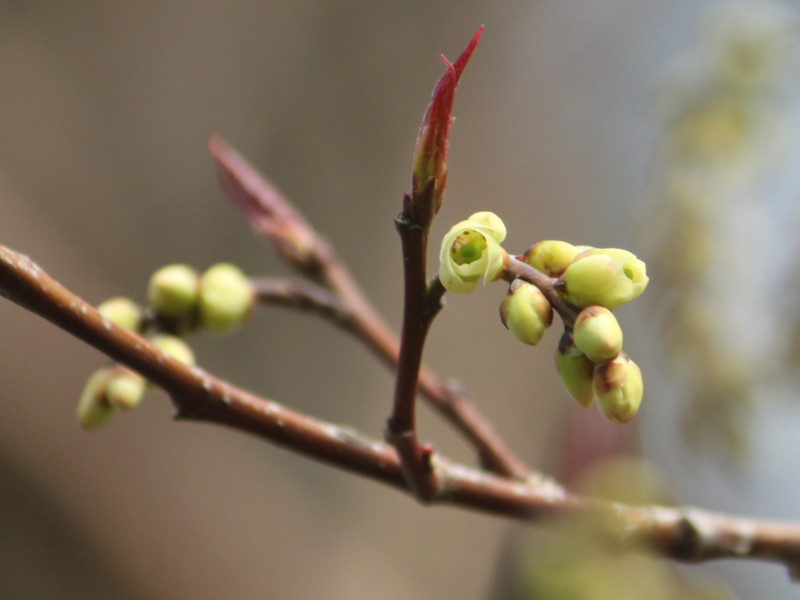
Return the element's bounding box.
[555,333,596,407]
[97,297,143,332]
[562,248,649,309]
[149,334,196,366]
[412,27,483,218]
[76,368,115,429]
[439,212,508,294]
[523,240,579,278]
[105,367,147,410]
[573,306,623,363]
[500,279,553,345]
[147,264,199,320]
[198,263,255,333]
[593,353,643,424]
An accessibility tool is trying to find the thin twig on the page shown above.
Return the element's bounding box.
[2,243,800,575]
[385,184,441,500]
[504,256,581,327]
[251,274,530,479]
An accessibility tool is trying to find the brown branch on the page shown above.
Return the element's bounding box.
[384,184,441,500]
[209,135,529,480]
[251,274,530,480]
[3,243,800,575]
[504,255,581,327]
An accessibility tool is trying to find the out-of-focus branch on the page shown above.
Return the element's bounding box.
[2,243,800,576]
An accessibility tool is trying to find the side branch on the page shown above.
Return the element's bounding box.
[3,244,800,574]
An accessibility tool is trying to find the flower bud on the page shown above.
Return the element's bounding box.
[439,212,508,294]
[523,240,579,278]
[97,297,143,332]
[555,333,596,407]
[562,248,648,309]
[500,280,553,345]
[105,367,146,410]
[198,263,255,333]
[149,334,196,366]
[147,264,199,320]
[593,353,643,424]
[573,306,623,363]
[76,368,115,429]
[412,27,483,217]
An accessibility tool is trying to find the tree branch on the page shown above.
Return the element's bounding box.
[2,243,800,576]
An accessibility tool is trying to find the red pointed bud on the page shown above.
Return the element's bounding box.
[411,27,483,219]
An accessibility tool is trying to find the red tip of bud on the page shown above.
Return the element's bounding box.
[411,27,484,220]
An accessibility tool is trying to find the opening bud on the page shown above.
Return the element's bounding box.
[500,280,553,345]
[555,333,596,407]
[97,297,143,332]
[573,306,623,363]
[593,353,643,424]
[147,264,200,320]
[523,240,579,278]
[76,368,115,430]
[439,212,508,294]
[562,248,648,309]
[198,263,255,333]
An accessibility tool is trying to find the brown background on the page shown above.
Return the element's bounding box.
[0,2,764,599]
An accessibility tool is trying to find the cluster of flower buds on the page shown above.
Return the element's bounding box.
[76,263,254,429]
[440,214,649,424]
[147,262,255,333]
[529,243,647,423]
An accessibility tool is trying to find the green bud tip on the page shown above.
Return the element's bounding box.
[555,333,596,408]
[149,334,196,367]
[523,240,579,278]
[147,264,200,320]
[593,353,643,424]
[105,368,147,410]
[573,305,623,363]
[76,368,115,430]
[198,263,255,333]
[499,279,553,346]
[562,248,648,310]
[97,297,143,332]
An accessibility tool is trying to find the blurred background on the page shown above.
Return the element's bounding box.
[1,1,800,598]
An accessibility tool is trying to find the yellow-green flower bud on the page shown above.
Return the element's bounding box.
[523,240,579,277]
[149,334,196,366]
[562,248,648,309]
[76,368,115,429]
[573,306,623,363]
[198,263,255,333]
[105,368,146,410]
[97,297,142,331]
[593,353,643,424]
[147,264,199,320]
[555,333,596,407]
[499,280,553,345]
[439,211,508,294]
